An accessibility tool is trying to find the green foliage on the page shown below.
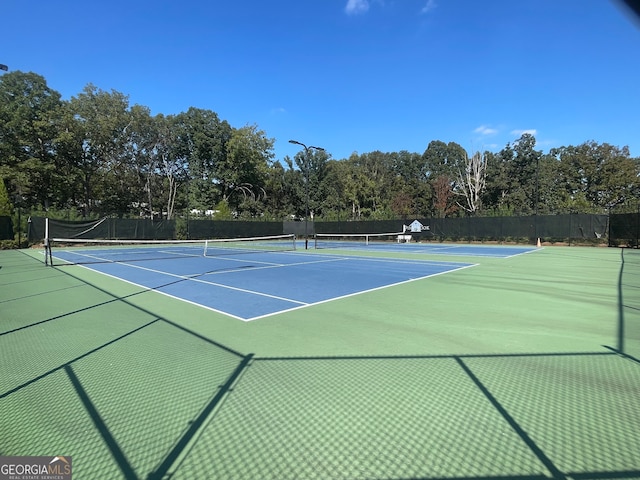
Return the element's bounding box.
[0,239,17,250]
[482,205,516,217]
[0,178,12,216]
[214,199,233,220]
[0,71,65,210]
[175,216,188,240]
[1,70,639,222]
[28,206,97,221]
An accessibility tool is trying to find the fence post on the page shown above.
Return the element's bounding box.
[636,203,640,248]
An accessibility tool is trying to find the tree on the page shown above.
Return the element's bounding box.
[220,124,274,216]
[456,151,487,214]
[596,145,639,208]
[318,159,351,219]
[482,149,513,214]
[422,141,468,217]
[432,176,457,218]
[483,134,542,215]
[124,105,163,218]
[422,140,467,180]
[0,178,12,216]
[172,107,232,213]
[390,150,431,217]
[158,118,187,220]
[533,153,563,215]
[0,71,64,209]
[292,146,331,219]
[263,157,300,219]
[3,68,640,223]
[390,190,414,219]
[67,84,132,216]
[511,133,542,215]
[552,141,640,212]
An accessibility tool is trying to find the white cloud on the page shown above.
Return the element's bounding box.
[345,0,369,15]
[474,125,498,135]
[511,129,538,136]
[421,0,437,14]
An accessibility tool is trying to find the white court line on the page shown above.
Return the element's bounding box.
[72,252,478,321]
[73,265,250,321]
[112,254,478,318]
[245,262,479,321]
[100,261,309,305]
[503,247,543,258]
[55,248,203,263]
[110,254,348,278]
[201,255,348,274]
[86,253,389,305]
[339,255,470,267]
[338,243,540,258]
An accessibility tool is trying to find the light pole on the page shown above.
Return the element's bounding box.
[289,139,325,249]
[535,155,539,243]
[0,64,8,72]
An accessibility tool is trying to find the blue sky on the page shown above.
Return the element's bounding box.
[3,1,640,161]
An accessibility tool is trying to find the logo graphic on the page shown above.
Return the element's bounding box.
[405,220,430,233]
[0,456,72,480]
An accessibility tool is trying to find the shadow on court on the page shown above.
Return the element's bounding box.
[1,249,640,479]
[618,248,640,362]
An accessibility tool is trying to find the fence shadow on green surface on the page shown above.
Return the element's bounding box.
[168,351,640,480]
[0,252,249,479]
[2,250,640,479]
[617,248,640,362]
[6,350,640,479]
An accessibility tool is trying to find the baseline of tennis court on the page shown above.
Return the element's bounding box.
[51,249,476,320]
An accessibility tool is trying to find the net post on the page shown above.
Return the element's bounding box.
[44,217,51,266]
[44,237,50,266]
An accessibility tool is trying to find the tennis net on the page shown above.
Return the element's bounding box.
[44,234,297,266]
[314,232,407,249]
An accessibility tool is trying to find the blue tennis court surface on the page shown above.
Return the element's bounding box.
[317,241,538,257]
[52,249,476,321]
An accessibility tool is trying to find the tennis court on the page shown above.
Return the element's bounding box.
[44,237,478,320]
[1,242,639,479]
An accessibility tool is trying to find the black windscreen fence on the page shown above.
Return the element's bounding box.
[315,215,609,245]
[0,216,13,240]
[24,213,635,246]
[609,212,640,247]
[28,217,284,243]
[28,217,176,242]
[188,220,282,239]
[428,214,608,242]
[314,220,404,236]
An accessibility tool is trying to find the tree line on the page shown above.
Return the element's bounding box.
[1,70,639,224]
